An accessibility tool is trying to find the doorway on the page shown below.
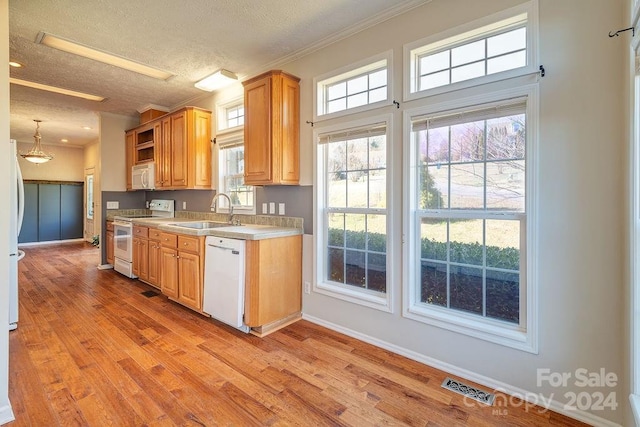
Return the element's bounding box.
[84,167,94,243]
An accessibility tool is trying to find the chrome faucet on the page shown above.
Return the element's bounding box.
[210,192,235,224]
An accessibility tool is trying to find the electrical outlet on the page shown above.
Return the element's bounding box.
[269,202,275,214]
[262,202,267,214]
[304,281,311,294]
[106,201,119,209]
[278,203,285,215]
[182,201,187,210]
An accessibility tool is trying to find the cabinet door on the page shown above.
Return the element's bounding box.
[106,231,114,265]
[38,184,61,242]
[178,251,201,310]
[160,247,179,299]
[148,241,161,286]
[138,238,149,281]
[132,237,142,277]
[244,75,272,184]
[279,75,300,184]
[125,131,134,190]
[170,111,188,187]
[19,183,38,243]
[191,109,212,188]
[154,120,165,188]
[60,184,83,239]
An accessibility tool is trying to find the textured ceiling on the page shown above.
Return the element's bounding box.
[9,0,427,147]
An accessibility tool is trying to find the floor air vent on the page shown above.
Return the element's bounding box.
[141,290,159,298]
[441,377,495,405]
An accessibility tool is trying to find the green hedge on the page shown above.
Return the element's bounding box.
[329,228,519,270]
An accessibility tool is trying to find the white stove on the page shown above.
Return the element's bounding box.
[113,199,174,278]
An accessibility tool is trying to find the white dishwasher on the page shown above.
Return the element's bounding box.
[203,236,249,333]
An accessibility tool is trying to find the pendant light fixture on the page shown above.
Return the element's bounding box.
[20,120,54,164]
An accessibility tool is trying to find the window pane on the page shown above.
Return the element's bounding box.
[367,253,386,293]
[486,219,520,270]
[328,248,345,283]
[486,270,519,323]
[328,82,346,101]
[347,92,368,109]
[451,40,485,67]
[449,219,483,265]
[328,213,345,247]
[487,27,526,57]
[347,75,368,95]
[345,250,366,287]
[328,98,346,114]
[421,165,448,209]
[421,50,450,74]
[450,266,483,315]
[488,50,526,74]
[420,218,448,261]
[427,127,449,164]
[451,61,485,83]
[345,214,366,250]
[486,115,525,160]
[450,121,484,162]
[450,163,484,209]
[327,142,347,208]
[369,87,386,104]
[421,261,447,306]
[369,169,386,209]
[486,160,524,211]
[369,69,387,88]
[367,215,386,252]
[346,138,367,172]
[420,70,450,90]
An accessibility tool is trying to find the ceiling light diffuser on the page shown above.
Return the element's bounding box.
[36,32,174,81]
[20,120,54,164]
[9,61,22,67]
[10,78,105,101]
[195,69,238,91]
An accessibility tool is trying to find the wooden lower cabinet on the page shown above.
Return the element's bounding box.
[159,232,204,312]
[105,221,114,265]
[244,235,302,336]
[147,240,162,287]
[132,226,149,282]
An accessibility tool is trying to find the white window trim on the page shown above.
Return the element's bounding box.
[402,85,539,353]
[216,97,245,134]
[313,113,395,312]
[403,0,539,102]
[215,130,256,215]
[313,50,393,122]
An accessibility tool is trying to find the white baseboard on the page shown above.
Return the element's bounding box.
[0,403,15,425]
[302,314,622,427]
[18,238,86,247]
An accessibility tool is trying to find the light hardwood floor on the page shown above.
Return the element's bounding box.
[7,242,587,426]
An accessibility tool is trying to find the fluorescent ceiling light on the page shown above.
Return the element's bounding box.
[195,69,237,91]
[10,78,105,101]
[36,32,174,80]
[9,61,22,68]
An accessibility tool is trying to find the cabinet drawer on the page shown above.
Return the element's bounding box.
[178,235,200,254]
[160,233,178,247]
[133,225,148,238]
[106,221,114,232]
[148,228,162,241]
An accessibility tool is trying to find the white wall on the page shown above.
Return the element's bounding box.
[281,0,626,425]
[0,0,13,422]
[99,112,137,191]
[16,142,85,181]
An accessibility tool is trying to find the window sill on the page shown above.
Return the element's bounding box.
[315,281,392,313]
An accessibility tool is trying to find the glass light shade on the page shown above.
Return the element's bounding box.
[195,69,237,91]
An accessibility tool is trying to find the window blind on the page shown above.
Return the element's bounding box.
[317,122,386,144]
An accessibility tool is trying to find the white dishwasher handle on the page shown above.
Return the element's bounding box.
[208,243,240,254]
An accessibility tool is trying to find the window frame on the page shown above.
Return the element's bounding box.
[314,113,395,312]
[403,0,539,102]
[215,97,255,215]
[314,51,393,122]
[402,85,539,353]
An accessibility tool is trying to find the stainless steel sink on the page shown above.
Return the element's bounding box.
[168,221,233,229]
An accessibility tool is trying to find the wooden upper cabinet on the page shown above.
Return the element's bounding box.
[125,130,134,191]
[127,106,212,191]
[243,70,300,185]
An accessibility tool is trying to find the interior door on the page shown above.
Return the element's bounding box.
[84,168,94,242]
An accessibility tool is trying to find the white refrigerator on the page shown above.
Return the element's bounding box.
[9,139,24,331]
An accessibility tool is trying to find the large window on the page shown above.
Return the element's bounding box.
[404,89,537,352]
[315,52,391,120]
[215,100,254,214]
[315,116,392,310]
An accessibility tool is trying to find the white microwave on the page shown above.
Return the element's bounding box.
[132,163,155,190]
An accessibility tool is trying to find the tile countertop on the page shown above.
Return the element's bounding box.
[130,218,302,241]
